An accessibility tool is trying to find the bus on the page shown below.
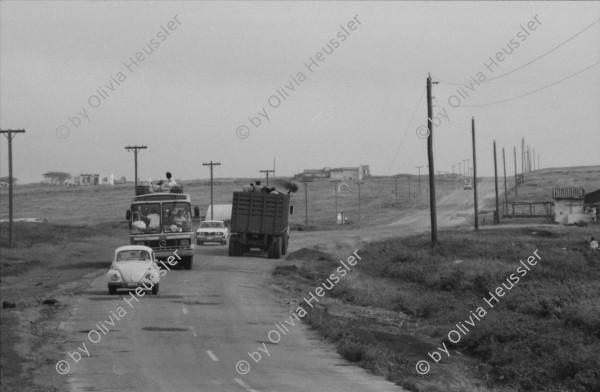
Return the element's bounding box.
[125,192,199,269]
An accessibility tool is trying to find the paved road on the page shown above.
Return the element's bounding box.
[58,181,496,392]
[59,244,405,392]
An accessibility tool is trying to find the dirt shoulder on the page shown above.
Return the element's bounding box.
[0,222,128,392]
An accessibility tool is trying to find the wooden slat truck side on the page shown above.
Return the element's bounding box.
[228,191,292,259]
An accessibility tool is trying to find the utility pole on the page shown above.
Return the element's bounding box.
[493,140,500,224]
[503,148,508,216]
[471,118,478,230]
[538,153,540,170]
[451,165,455,176]
[416,166,423,194]
[514,146,518,198]
[521,138,525,183]
[260,169,274,186]
[457,161,462,177]
[532,147,535,171]
[426,74,438,245]
[356,181,364,227]
[125,145,147,193]
[299,177,312,231]
[203,161,221,219]
[330,180,341,221]
[464,159,470,176]
[1,129,25,248]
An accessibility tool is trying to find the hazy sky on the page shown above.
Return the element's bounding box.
[1,1,599,184]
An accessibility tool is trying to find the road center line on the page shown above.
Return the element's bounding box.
[206,350,219,362]
[234,378,258,392]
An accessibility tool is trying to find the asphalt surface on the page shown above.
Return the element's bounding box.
[59,244,405,392]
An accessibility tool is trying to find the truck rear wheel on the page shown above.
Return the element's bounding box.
[269,237,281,259]
[281,235,288,256]
[229,236,241,257]
[228,237,237,256]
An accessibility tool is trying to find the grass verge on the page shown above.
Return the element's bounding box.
[274,225,600,392]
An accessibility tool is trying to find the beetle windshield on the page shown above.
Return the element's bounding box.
[117,250,152,262]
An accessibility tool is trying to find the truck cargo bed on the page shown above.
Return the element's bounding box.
[231,192,290,235]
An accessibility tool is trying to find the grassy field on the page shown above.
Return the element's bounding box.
[0,174,455,230]
[276,226,600,392]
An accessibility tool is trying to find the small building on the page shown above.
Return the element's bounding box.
[552,187,586,224]
[300,169,330,179]
[330,165,370,181]
[76,174,100,186]
[99,173,114,185]
[584,189,600,223]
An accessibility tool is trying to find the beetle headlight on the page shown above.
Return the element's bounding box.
[146,273,152,280]
[111,273,120,281]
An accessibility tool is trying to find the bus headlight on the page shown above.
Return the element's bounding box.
[180,239,190,246]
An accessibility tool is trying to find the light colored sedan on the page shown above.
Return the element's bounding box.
[196,220,229,245]
[107,245,160,295]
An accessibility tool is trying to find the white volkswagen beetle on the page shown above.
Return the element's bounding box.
[107,245,160,295]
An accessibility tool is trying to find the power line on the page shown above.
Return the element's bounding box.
[432,16,600,85]
[462,60,600,107]
[485,16,600,83]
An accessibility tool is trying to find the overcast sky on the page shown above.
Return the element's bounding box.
[1,1,599,184]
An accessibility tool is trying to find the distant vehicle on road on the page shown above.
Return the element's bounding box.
[107,245,160,295]
[196,220,229,245]
[464,179,473,190]
[228,191,293,259]
[125,192,200,270]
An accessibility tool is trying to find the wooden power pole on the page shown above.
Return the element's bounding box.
[203,161,221,220]
[503,147,508,216]
[514,146,518,198]
[260,169,274,186]
[493,140,500,224]
[125,145,147,193]
[299,177,312,231]
[426,74,437,244]
[471,118,478,230]
[0,129,26,248]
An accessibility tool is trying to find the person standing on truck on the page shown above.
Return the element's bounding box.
[253,181,262,192]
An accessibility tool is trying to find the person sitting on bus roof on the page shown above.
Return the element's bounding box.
[160,172,177,190]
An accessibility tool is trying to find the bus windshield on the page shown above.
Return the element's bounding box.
[130,202,192,234]
[130,203,161,234]
[162,202,192,233]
